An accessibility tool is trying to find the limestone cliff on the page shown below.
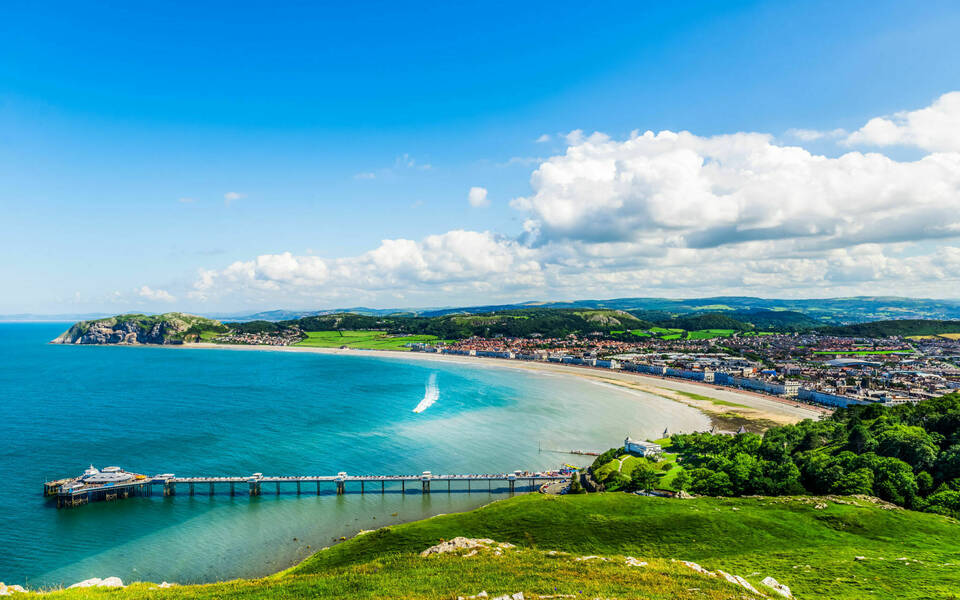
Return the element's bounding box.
[52,313,227,345]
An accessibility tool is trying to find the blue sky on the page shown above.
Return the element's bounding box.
[2,1,960,313]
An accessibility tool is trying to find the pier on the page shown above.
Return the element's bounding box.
[44,466,571,508]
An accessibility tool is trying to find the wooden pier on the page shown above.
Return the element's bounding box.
[45,468,570,508]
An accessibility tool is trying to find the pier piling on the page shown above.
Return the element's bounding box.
[46,468,569,509]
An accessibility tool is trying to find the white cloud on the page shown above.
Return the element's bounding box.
[223,191,245,206]
[395,153,432,171]
[191,231,542,304]
[178,197,196,204]
[535,134,552,143]
[845,91,960,152]
[354,172,376,180]
[513,129,960,250]
[468,186,489,208]
[182,94,960,306]
[137,286,176,303]
[784,128,847,142]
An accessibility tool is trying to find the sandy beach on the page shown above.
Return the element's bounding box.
[183,343,825,430]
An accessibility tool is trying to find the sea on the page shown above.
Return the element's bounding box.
[0,322,709,588]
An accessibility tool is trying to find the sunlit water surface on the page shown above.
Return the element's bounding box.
[0,323,708,586]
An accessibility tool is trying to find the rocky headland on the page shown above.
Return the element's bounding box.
[51,313,226,345]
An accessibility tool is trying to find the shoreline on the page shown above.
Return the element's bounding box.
[180,343,825,429]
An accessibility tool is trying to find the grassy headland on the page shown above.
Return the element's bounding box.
[32,493,960,599]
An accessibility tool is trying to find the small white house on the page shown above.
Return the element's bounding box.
[624,437,663,457]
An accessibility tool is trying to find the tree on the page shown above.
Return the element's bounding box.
[831,468,874,496]
[925,489,960,517]
[847,424,876,454]
[673,470,691,492]
[917,471,935,496]
[690,469,733,496]
[870,457,919,507]
[569,471,584,495]
[936,444,960,481]
[630,465,659,492]
[876,425,938,470]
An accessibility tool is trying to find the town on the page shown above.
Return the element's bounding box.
[407,331,960,409]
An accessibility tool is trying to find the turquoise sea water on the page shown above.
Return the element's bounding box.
[0,323,709,588]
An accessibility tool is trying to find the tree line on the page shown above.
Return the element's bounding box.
[669,393,960,517]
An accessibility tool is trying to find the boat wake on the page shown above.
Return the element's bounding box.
[412,373,439,413]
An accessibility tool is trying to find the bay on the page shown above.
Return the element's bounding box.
[0,323,708,587]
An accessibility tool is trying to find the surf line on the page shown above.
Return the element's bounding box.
[412,372,439,413]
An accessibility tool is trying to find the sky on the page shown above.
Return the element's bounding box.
[2,0,960,314]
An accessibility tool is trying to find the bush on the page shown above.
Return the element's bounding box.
[568,472,585,495]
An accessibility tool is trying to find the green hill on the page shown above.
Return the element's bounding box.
[820,319,960,337]
[38,493,960,599]
[231,308,655,339]
[51,313,227,345]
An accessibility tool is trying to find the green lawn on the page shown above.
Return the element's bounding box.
[649,327,684,334]
[813,350,912,355]
[673,390,748,408]
[38,493,960,600]
[687,329,736,339]
[295,330,446,351]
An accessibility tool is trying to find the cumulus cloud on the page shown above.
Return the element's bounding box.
[191,231,542,304]
[182,95,960,306]
[512,129,960,251]
[468,186,489,207]
[138,286,176,303]
[845,91,960,152]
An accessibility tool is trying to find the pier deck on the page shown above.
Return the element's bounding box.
[45,468,571,508]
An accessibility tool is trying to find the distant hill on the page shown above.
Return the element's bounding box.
[218,296,960,323]
[820,319,960,337]
[52,313,227,345]
[659,313,753,332]
[229,308,654,339]
[727,309,821,331]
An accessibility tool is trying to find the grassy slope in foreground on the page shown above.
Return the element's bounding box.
[41,493,960,600]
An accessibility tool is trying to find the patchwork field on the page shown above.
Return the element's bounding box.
[295,330,446,350]
[612,328,769,340]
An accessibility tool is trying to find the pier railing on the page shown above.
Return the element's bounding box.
[45,470,570,508]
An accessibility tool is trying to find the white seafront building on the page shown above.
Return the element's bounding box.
[624,437,662,457]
